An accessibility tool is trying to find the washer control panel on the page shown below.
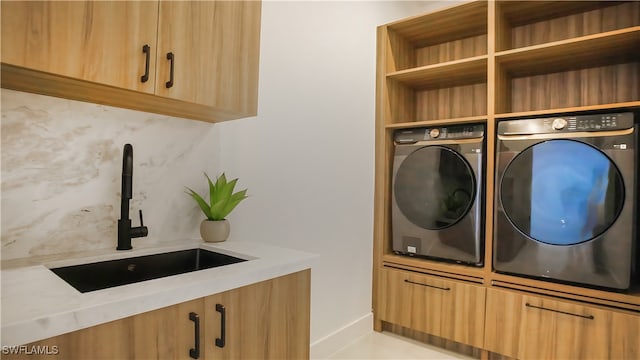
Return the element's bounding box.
[498,112,635,135]
[395,124,485,144]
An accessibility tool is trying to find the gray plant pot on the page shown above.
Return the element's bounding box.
[200,219,230,242]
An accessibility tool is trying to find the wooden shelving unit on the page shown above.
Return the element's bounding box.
[373,1,640,358]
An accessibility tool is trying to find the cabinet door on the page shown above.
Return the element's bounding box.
[1,1,158,93]
[485,288,640,359]
[378,268,486,348]
[3,299,204,360]
[132,298,205,360]
[156,0,261,116]
[204,270,311,359]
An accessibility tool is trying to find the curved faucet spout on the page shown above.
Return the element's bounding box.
[118,143,148,250]
[122,143,133,200]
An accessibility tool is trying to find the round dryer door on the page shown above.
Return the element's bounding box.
[500,139,625,245]
[394,146,476,230]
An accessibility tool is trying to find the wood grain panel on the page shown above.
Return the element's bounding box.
[510,2,640,49]
[388,56,488,89]
[385,79,417,124]
[1,64,248,123]
[1,1,158,93]
[156,0,261,115]
[205,270,311,360]
[387,1,487,47]
[415,34,488,66]
[2,318,132,360]
[499,1,623,27]
[510,62,640,113]
[416,83,487,121]
[497,27,640,76]
[2,299,206,360]
[379,268,486,348]
[485,288,640,360]
[386,29,416,73]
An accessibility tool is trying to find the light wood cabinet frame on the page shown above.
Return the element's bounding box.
[373,0,640,358]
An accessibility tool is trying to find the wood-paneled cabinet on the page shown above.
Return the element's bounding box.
[155,1,260,117]
[3,270,310,360]
[2,298,204,360]
[0,0,261,123]
[1,1,159,93]
[378,267,486,348]
[484,288,640,360]
[205,269,311,359]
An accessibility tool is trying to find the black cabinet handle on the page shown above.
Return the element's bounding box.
[215,304,226,348]
[404,279,450,291]
[166,52,174,88]
[189,312,200,359]
[525,303,594,320]
[141,44,150,83]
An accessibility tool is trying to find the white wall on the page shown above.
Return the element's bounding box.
[217,0,455,355]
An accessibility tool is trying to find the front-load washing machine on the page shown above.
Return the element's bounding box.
[494,112,638,290]
[391,124,485,266]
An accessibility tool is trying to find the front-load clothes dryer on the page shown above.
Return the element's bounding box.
[392,124,485,266]
[494,113,638,290]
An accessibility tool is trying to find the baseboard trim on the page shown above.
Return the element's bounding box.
[310,312,373,359]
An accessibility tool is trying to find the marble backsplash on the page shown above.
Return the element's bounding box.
[1,89,222,260]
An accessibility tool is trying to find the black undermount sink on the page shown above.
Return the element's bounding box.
[50,248,247,293]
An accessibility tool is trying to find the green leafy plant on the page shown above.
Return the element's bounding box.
[186,173,248,221]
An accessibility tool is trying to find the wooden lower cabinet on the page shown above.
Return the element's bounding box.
[204,269,310,359]
[484,288,640,360]
[378,267,486,348]
[4,270,310,360]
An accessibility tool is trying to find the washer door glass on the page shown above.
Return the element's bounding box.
[500,139,624,245]
[394,146,476,230]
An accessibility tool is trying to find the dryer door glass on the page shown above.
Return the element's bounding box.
[394,146,476,230]
[500,139,624,245]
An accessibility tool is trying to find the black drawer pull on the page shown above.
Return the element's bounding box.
[215,303,226,348]
[525,303,594,320]
[166,52,174,88]
[404,279,450,291]
[189,312,200,359]
[140,44,150,83]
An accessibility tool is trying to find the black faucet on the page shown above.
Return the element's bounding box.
[117,144,148,250]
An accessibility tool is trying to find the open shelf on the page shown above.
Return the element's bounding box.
[496,1,640,51]
[388,56,487,88]
[375,2,640,337]
[496,27,640,76]
[385,1,487,71]
[495,28,640,114]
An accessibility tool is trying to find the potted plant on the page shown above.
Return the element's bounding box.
[186,173,248,242]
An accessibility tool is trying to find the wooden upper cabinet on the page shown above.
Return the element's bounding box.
[1,1,158,93]
[156,1,261,116]
[1,0,261,123]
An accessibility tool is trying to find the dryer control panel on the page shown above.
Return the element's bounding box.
[395,124,485,144]
[498,112,634,135]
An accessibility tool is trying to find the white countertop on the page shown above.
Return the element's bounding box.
[1,240,317,347]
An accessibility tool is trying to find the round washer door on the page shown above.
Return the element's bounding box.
[500,139,625,245]
[394,145,476,230]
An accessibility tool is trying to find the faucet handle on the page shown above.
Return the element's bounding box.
[131,209,149,239]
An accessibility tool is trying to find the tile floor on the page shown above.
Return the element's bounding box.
[328,331,473,359]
